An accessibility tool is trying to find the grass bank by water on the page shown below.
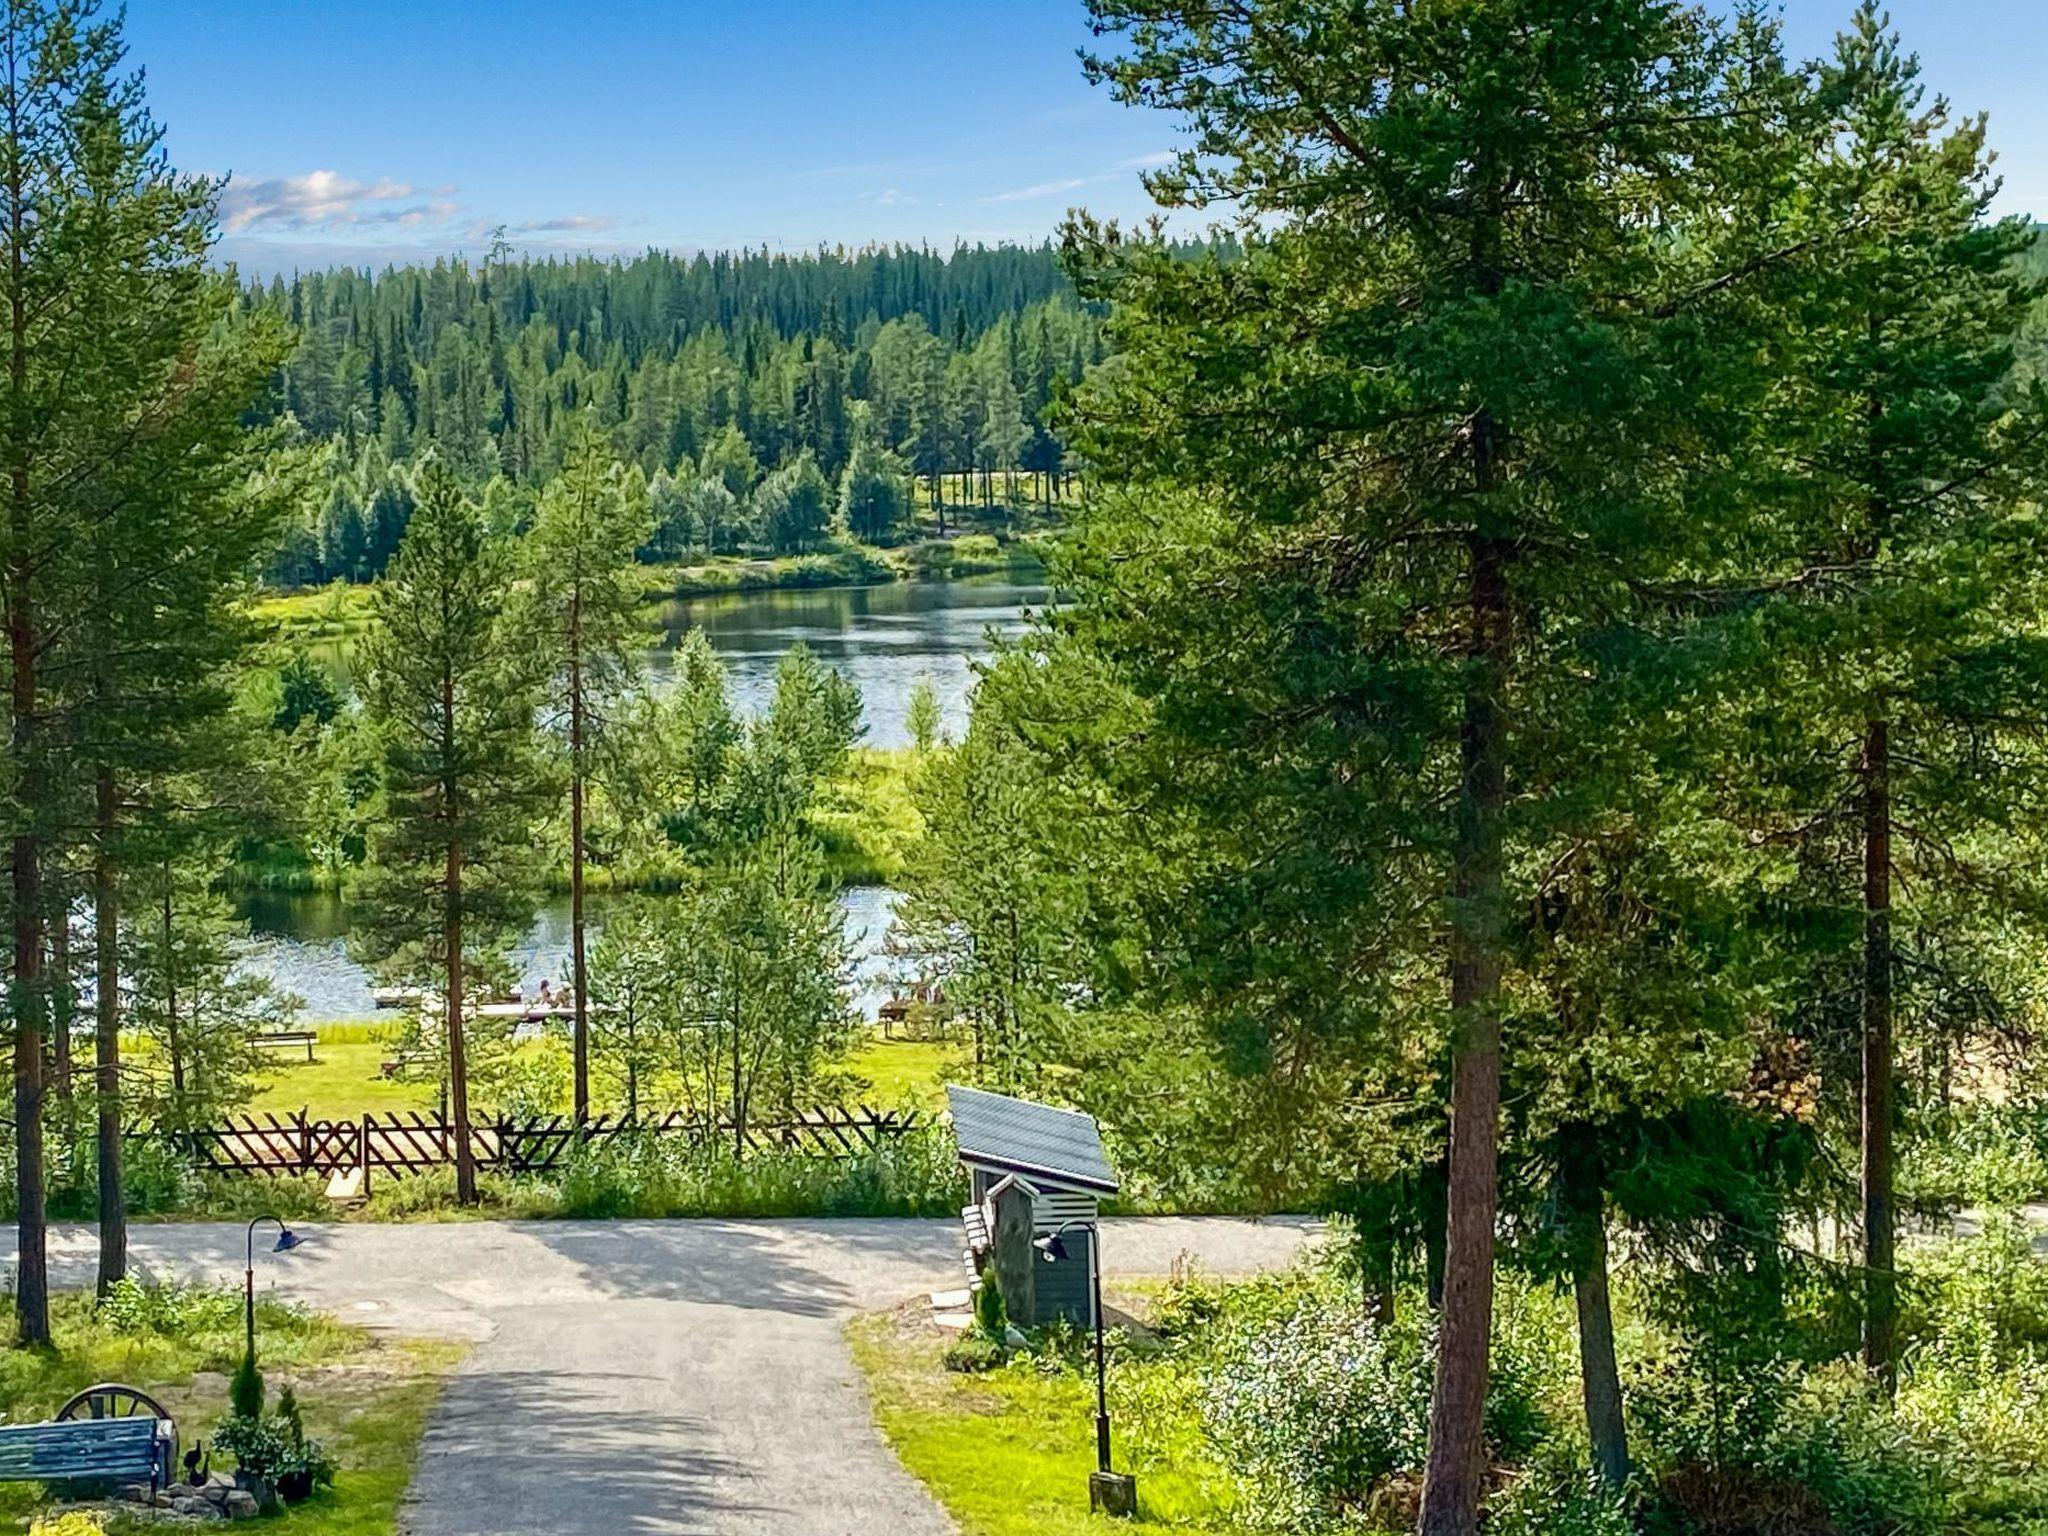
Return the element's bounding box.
[240,1023,963,1123]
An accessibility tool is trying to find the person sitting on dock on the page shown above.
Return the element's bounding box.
[536,978,555,1008]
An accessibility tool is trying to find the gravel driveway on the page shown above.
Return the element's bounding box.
[22,1216,1317,1534]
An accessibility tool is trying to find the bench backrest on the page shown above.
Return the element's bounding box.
[0,1417,165,1485]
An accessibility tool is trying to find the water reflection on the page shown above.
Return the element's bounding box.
[238,887,906,1024]
[237,578,1033,1020]
[645,577,1045,748]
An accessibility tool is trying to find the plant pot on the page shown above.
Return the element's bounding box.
[235,1469,281,1513]
[277,1467,315,1504]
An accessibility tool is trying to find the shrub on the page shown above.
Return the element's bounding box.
[973,1263,1007,1342]
[1200,1292,1435,1530]
[212,1406,335,1497]
[1486,1456,1635,1536]
[230,1349,265,1420]
[97,1278,242,1337]
[212,1411,286,1476]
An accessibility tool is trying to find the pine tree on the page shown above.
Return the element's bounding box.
[353,462,545,1203]
[1069,4,1791,1527]
[520,424,653,1122]
[3,0,287,1340]
[1746,4,2048,1390]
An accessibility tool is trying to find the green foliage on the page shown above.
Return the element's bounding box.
[904,679,943,754]
[231,1348,266,1420]
[350,1132,963,1221]
[261,247,1097,587]
[974,1263,1008,1342]
[97,1279,244,1339]
[943,1333,1008,1374]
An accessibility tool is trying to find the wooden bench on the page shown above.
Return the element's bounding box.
[252,1029,318,1061]
[0,1416,174,1496]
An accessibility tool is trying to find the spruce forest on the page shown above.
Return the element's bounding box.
[253,245,1104,584]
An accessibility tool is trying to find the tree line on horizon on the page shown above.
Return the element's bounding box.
[244,244,1111,586]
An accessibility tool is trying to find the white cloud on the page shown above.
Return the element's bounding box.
[980,154,1174,205]
[981,175,1093,205]
[213,169,624,270]
[861,187,917,207]
[504,214,618,233]
[217,170,454,233]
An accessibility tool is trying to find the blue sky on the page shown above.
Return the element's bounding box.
[121,1,2048,276]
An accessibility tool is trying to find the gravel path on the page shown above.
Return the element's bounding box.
[20,1216,1317,1534]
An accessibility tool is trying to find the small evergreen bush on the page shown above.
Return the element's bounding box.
[973,1263,1007,1342]
[230,1349,265,1420]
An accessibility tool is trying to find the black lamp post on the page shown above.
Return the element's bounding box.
[1036,1220,1135,1517]
[244,1215,303,1364]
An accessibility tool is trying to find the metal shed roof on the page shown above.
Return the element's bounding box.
[946,1085,1119,1196]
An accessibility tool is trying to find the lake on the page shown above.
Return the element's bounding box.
[236,576,1047,1022]
[645,576,1047,749]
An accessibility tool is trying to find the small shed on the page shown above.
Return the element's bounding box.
[947,1085,1119,1327]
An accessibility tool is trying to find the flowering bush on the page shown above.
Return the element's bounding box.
[1200,1292,1435,1530]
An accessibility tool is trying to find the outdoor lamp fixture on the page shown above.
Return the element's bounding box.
[244,1215,303,1363]
[1035,1222,1137,1518]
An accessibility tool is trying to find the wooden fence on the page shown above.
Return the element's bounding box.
[146,1105,924,1184]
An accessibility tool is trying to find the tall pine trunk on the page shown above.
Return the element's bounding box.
[9,98,50,1337]
[1561,1129,1628,1487]
[48,891,71,1100]
[1862,714,1896,1387]
[569,620,589,1125]
[1419,526,1509,1536]
[9,603,48,1346]
[161,884,185,1108]
[446,840,474,1205]
[94,769,126,1293]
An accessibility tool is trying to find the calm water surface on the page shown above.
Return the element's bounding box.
[645,577,1046,749]
[237,577,1043,1021]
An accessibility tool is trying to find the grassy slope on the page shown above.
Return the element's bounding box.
[0,1292,458,1536]
[848,1312,1245,1536]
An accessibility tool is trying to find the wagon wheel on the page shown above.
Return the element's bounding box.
[56,1381,172,1423]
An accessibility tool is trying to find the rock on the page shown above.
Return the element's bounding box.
[224,1490,260,1519]
[172,1494,225,1520]
[202,1473,232,1504]
[119,1481,156,1503]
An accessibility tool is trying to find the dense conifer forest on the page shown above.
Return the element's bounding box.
[246,243,1108,585]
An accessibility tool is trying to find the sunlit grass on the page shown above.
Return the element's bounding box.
[815,746,928,884]
[844,1036,966,1114]
[0,1288,459,1536]
[246,1022,961,1121]
[848,1312,1247,1536]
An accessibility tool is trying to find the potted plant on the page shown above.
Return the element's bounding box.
[271,1387,334,1504]
[211,1413,286,1512]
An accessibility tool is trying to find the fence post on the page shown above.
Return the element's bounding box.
[359,1116,372,1198]
[296,1110,311,1175]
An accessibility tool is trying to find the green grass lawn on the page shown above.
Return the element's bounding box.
[0,1286,458,1536]
[246,1024,433,1122]
[248,1023,963,1122]
[843,1037,966,1114]
[848,1310,1246,1536]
